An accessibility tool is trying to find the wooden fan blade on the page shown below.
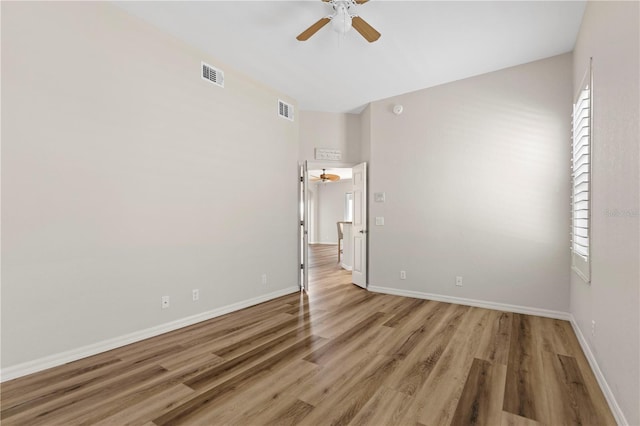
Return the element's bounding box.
[326,174,340,181]
[355,0,370,4]
[352,16,381,42]
[296,17,331,41]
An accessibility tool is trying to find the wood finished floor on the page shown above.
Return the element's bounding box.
[1,245,615,426]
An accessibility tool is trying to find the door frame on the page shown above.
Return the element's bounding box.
[299,162,309,292]
[299,161,368,291]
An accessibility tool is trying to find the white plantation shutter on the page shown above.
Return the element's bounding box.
[571,61,592,282]
[572,86,590,256]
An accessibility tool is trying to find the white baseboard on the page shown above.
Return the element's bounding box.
[2,284,627,426]
[368,285,627,424]
[569,316,628,426]
[0,286,300,383]
[367,285,571,320]
[340,262,352,271]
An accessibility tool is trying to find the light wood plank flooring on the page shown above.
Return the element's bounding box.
[1,245,615,425]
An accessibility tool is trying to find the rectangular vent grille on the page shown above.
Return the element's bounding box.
[278,99,294,121]
[201,62,224,87]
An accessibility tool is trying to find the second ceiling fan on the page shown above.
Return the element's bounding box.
[311,169,341,183]
[297,0,381,43]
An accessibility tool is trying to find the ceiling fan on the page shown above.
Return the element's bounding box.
[311,169,341,183]
[296,0,381,43]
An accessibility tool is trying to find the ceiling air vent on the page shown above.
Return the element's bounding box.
[201,62,224,88]
[278,99,294,121]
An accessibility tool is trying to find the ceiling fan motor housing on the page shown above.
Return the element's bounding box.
[296,0,380,43]
[313,169,341,183]
[331,3,353,33]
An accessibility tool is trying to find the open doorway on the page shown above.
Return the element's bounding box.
[308,168,353,264]
[308,167,354,293]
[300,162,367,293]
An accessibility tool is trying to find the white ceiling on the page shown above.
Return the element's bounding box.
[115,1,586,113]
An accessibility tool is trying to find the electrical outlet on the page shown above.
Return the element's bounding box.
[400,270,406,280]
[456,276,463,287]
[262,273,267,285]
[192,289,199,301]
[591,320,596,336]
[161,296,170,309]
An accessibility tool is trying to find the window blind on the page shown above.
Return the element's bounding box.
[571,83,591,259]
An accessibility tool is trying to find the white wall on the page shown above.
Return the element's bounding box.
[299,110,362,246]
[313,180,352,244]
[1,2,299,369]
[299,111,361,163]
[308,188,317,244]
[360,105,372,163]
[367,54,573,312]
[571,2,640,424]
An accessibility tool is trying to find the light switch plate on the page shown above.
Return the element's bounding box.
[374,192,386,202]
[375,217,385,226]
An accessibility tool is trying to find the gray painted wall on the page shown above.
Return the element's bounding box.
[299,111,362,164]
[571,2,640,424]
[366,54,573,312]
[1,2,299,368]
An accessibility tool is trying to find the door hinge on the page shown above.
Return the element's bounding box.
[301,264,304,270]
[300,176,304,182]
[300,220,304,226]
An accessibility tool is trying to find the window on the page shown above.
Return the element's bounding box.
[571,62,592,282]
[344,193,353,222]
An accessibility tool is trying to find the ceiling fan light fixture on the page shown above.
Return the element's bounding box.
[331,5,352,34]
[296,0,380,43]
[312,168,340,183]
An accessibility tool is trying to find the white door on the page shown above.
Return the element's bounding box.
[352,162,367,288]
[299,162,310,293]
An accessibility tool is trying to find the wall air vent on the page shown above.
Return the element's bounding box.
[201,62,224,88]
[278,99,294,121]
